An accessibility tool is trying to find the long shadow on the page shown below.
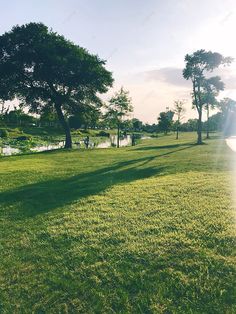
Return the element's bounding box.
[0,143,198,220]
[0,155,166,220]
[133,143,196,151]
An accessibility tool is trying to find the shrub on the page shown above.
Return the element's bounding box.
[80,129,89,134]
[16,135,32,141]
[0,128,8,138]
[97,130,110,137]
[8,128,24,137]
[71,129,83,136]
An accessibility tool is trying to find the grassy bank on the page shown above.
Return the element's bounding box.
[0,126,120,152]
[0,133,235,313]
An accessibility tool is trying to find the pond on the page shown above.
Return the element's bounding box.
[31,141,65,152]
[0,146,21,156]
[0,134,145,156]
[97,135,132,148]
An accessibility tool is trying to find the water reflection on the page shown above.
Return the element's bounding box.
[97,135,131,148]
[1,134,148,156]
[0,146,21,156]
[31,141,65,152]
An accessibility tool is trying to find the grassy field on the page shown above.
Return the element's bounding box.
[0,133,235,313]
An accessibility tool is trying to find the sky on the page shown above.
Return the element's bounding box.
[1,0,236,123]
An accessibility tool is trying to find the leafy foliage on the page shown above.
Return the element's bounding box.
[183,49,232,144]
[105,87,133,147]
[0,128,8,138]
[68,105,101,130]
[157,111,174,134]
[0,23,113,147]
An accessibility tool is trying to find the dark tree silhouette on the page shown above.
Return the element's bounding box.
[183,50,232,144]
[0,23,113,148]
[157,111,174,134]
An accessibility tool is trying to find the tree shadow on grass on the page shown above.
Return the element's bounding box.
[0,142,198,220]
[0,155,167,220]
[132,143,196,151]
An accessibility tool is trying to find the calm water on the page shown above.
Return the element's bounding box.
[0,135,141,156]
[0,146,21,156]
[97,135,132,148]
[31,141,65,152]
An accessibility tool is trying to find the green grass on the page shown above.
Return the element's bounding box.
[0,133,235,313]
[0,126,121,152]
[1,126,119,140]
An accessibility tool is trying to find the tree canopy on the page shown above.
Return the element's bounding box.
[0,23,113,147]
[183,49,232,144]
[157,111,174,134]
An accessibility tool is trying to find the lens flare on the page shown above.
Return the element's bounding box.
[226,136,236,152]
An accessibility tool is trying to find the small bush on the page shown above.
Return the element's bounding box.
[80,129,90,134]
[16,135,32,141]
[97,131,110,137]
[8,128,22,134]
[7,128,24,137]
[0,120,6,127]
[71,129,83,136]
[0,128,8,138]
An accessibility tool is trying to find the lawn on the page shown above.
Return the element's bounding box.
[0,133,235,313]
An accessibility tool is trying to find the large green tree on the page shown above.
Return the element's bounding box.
[157,111,174,134]
[0,23,113,148]
[183,50,232,144]
[132,118,143,131]
[105,87,133,148]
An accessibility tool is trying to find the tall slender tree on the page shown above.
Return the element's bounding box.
[202,77,224,139]
[183,50,232,144]
[173,100,186,139]
[0,23,113,148]
[105,88,133,148]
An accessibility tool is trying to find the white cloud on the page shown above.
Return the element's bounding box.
[144,67,191,87]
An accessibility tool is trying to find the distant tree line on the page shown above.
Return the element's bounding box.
[0,24,235,147]
[154,97,236,137]
[1,96,236,138]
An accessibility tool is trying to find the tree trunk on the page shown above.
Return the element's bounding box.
[117,124,120,148]
[55,103,72,149]
[206,103,210,139]
[197,108,203,145]
[176,118,179,140]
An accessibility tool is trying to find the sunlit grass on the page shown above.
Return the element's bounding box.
[0,133,235,313]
